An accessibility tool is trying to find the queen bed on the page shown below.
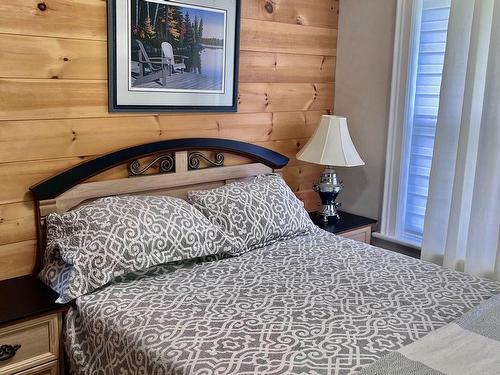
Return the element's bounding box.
[29,138,500,374]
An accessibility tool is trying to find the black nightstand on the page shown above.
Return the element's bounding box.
[310,211,377,244]
[0,275,68,374]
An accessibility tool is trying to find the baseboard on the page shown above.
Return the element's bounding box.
[371,235,421,259]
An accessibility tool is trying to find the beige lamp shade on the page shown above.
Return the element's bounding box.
[296,115,365,167]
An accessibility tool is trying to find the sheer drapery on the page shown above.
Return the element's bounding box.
[421,0,500,280]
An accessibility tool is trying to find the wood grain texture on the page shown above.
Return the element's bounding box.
[337,226,372,244]
[0,34,334,83]
[238,83,334,113]
[0,0,106,40]
[0,313,60,375]
[282,164,325,192]
[14,360,59,375]
[1,0,337,41]
[0,79,108,120]
[0,201,36,246]
[0,143,311,206]
[0,111,327,163]
[240,52,335,83]
[0,0,338,279]
[0,81,332,121]
[240,19,336,56]
[295,189,321,212]
[0,240,37,280]
[242,0,338,28]
[1,155,248,206]
[30,139,290,200]
[0,158,86,205]
[0,34,106,80]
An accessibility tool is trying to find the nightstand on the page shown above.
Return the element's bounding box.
[309,211,377,244]
[0,276,67,375]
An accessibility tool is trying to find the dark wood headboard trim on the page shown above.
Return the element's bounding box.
[29,138,289,200]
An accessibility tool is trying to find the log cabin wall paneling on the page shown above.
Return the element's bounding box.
[0,0,339,280]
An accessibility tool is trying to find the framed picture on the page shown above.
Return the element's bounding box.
[107,0,240,112]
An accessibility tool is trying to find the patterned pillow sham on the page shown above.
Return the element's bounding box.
[39,195,242,303]
[187,173,315,255]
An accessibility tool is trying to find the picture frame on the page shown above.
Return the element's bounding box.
[107,0,240,112]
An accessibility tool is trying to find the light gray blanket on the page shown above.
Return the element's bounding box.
[64,230,500,374]
[359,293,500,375]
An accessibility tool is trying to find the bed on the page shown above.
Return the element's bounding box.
[29,138,500,375]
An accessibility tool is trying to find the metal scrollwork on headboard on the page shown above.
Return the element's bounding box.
[188,152,225,170]
[30,138,290,200]
[128,154,175,176]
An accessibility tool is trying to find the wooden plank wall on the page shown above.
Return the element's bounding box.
[0,0,339,280]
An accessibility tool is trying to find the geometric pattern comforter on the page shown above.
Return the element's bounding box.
[359,293,500,374]
[65,229,500,374]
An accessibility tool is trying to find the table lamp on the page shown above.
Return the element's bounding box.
[297,115,365,221]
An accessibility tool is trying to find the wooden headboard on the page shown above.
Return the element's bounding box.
[29,138,289,268]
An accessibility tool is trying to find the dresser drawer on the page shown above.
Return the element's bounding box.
[0,314,60,375]
[338,225,372,244]
[14,361,58,375]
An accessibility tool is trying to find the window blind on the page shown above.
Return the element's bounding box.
[400,0,451,244]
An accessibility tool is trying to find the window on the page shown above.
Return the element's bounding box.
[399,0,451,244]
[377,0,451,247]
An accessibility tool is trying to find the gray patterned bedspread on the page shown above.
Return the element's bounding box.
[359,293,500,374]
[65,230,500,374]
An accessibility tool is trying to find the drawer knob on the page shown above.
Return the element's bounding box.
[0,344,21,361]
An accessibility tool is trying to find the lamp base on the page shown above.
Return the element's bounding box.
[318,203,341,222]
[313,166,343,222]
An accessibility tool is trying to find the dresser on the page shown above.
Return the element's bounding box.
[0,276,67,375]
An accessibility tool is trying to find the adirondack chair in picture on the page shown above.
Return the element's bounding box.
[133,39,170,87]
[161,42,188,75]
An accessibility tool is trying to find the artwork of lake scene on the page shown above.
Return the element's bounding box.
[130,0,226,93]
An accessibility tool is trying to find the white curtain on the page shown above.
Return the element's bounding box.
[421,0,500,280]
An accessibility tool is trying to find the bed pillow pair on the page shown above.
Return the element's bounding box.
[40,195,243,303]
[188,173,316,255]
[40,174,314,302]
